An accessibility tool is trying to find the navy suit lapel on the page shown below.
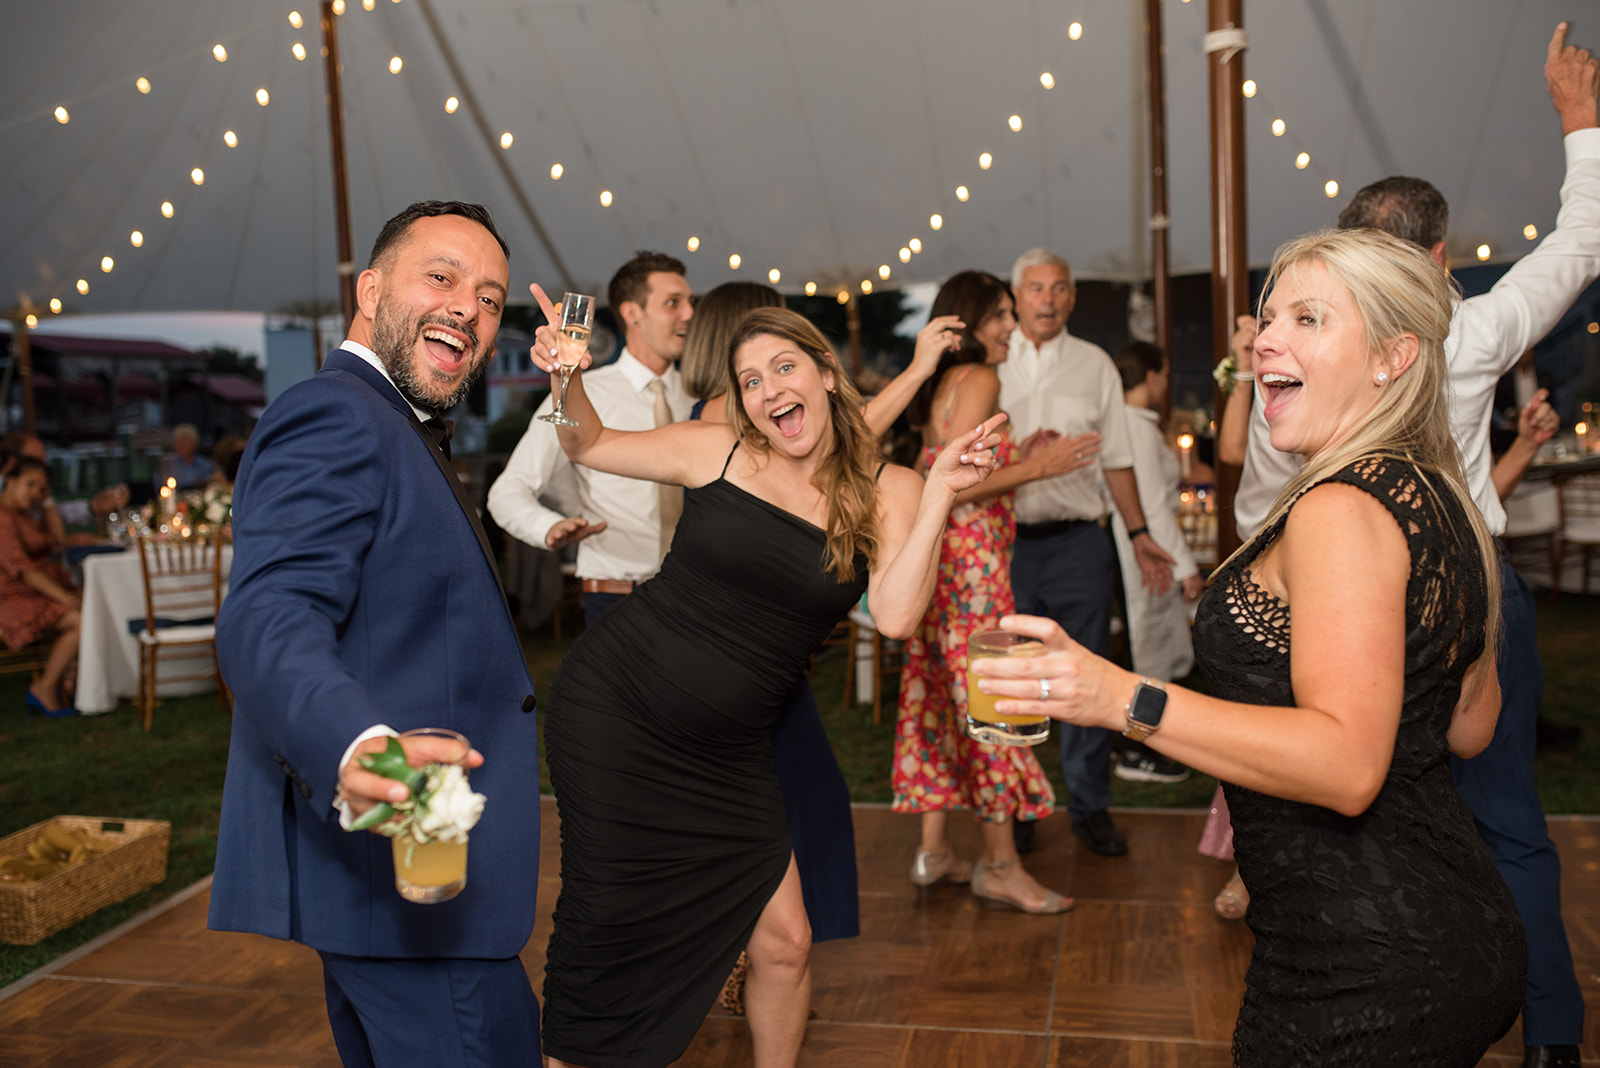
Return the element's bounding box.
[322,349,508,607]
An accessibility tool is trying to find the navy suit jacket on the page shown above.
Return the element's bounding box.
[208,347,540,960]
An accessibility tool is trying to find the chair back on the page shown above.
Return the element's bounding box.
[1559,473,1600,542]
[136,533,225,634]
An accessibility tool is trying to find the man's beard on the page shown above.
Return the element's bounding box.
[370,299,487,416]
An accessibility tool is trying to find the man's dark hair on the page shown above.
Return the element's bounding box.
[607,251,687,316]
[1113,340,1166,393]
[1337,177,1449,251]
[6,456,49,484]
[367,201,510,269]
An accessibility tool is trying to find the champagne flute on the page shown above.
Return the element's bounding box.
[538,292,595,427]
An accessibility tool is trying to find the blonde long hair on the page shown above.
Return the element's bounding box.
[1232,228,1501,678]
[726,307,880,582]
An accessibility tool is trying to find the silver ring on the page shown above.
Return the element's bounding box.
[1038,677,1052,700]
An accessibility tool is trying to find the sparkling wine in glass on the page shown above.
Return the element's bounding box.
[538,292,595,427]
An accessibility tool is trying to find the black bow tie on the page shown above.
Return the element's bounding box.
[423,417,454,460]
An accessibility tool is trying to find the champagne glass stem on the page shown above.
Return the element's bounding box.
[557,365,574,414]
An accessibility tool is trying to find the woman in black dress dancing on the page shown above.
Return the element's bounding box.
[528,293,1004,1067]
[974,229,1526,1066]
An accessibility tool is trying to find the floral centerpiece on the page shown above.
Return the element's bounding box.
[201,484,233,526]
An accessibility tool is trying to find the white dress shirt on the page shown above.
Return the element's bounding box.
[487,350,693,582]
[1236,128,1600,540]
[996,328,1136,524]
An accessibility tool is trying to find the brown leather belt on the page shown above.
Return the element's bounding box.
[581,579,638,595]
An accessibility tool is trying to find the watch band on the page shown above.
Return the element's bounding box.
[1126,526,1149,540]
[1122,676,1168,742]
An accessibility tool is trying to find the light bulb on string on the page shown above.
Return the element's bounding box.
[1324,179,1338,198]
[389,56,403,74]
[363,0,376,9]
[687,236,700,252]
[929,214,943,230]
[1524,224,1538,240]
[54,106,69,124]
[136,77,151,94]
[542,162,559,180]
[76,279,89,295]
[1295,152,1310,169]
[161,201,174,218]
[909,238,922,253]
[256,88,270,106]
[24,314,37,329]
[213,44,227,62]
[289,10,303,27]
[836,290,849,305]
[768,268,781,284]
[499,132,513,149]
[191,167,205,185]
[599,190,613,207]
[1242,79,1256,97]
[899,248,911,263]
[979,152,992,170]
[1008,114,1022,132]
[49,298,62,314]
[445,96,459,113]
[728,253,741,269]
[860,280,873,294]
[878,264,891,280]
[805,282,817,296]
[1040,72,1054,89]
[956,185,969,202]
[130,230,143,247]
[332,0,345,14]
[1271,118,1285,136]
[224,130,238,148]
[292,42,307,60]
[101,256,115,273]
[1476,244,1491,261]
[1068,22,1083,40]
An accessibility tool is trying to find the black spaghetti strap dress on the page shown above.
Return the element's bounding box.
[1193,456,1525,1066]
[541,444,868,1067]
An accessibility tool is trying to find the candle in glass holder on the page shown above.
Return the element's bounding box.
[1177,433,1195,481]
[1577,421,1589,453]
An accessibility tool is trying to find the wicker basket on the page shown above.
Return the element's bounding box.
[0,816,171,945]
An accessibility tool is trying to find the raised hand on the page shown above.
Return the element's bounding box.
[1232,314,1258,376]
[1547,21,1599,136]
[528,283,592,373]
[1517,388,1560,446]
[928,412,1007,495]
[910,315,966,378]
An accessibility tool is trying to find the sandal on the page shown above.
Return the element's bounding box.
[970,859,1073,914]
[1214,870,1249,920]
[910,847,972,888]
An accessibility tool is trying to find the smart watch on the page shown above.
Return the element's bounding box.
[1122,676,1168,742]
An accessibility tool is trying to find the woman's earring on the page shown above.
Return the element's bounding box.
[1376,371,1389,385]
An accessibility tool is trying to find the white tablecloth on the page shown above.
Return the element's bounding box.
[75,545,232,716]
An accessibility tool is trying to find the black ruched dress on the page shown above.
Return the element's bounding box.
[541,453,867,1067]
[1192,456,1526,1067]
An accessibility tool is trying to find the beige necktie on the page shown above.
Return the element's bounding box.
[648,379,682,558]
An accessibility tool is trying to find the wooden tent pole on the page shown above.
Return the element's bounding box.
[321,1,358,353]
[1145,0,1172,413]
[1207,0,1249,560]
[11,318,37,437]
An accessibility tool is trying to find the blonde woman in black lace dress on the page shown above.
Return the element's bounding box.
[974,228,1525,1067]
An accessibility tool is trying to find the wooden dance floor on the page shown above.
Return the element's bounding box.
[2,800,1596,1066]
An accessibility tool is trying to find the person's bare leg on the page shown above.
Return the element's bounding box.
[744,856,810,1067]
[918,809,949,854]
[30,611,80,711]
[976,818,1062,910]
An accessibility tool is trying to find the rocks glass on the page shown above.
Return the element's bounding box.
[966,630,1050,746]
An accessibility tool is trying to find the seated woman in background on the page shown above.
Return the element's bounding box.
[976,229,1525,1065]
[0,458,83,717]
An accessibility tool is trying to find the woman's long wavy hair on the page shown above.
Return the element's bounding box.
[905,270,1013,435]
[725,307,880,582]
[1232,227,1501,683]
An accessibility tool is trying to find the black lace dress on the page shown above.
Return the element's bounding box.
[1192,456,1525,1067]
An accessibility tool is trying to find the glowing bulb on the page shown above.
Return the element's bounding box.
[24,314,37,329]
[256,88,270,106]
[53,106,68,124]
[1589,322,1599,334]
[599,190,613,207]
[1523,223,1538,240]
[1008,114,1023,132]
[956,185,969,202]
[1476,244,1491,261]
[101,256,115,273]
[768,268,781,284]
[1040,72,1055,89]
[76,279,89,295]
[1578,422,1590,435]
[49,298,62,313]
[136,77,151,94]
[1178,433,1195,450]
[1295,152,1310,169]
[728,253,741,269]
[130,230,144,247]
[444,96,459,113]
[860,279,873,294]
[878,264,891,280]
[161,201,174,218]
[1242,79,1257,97]
[687,236,700,252]
[363,0,375,9]
[805,282,817,296]
[292,42,307,60]
[930,213,943,230]
[223,130,238,148]
[191,167,205,185]
[909,238,922,253]
[1068,21,1083,40]
[389,56,403,74]
[899,247,911,263]
[836,290,850,305]
[550,163,563,179]
[499,132,514,149]
[1271,118,1285,136]
[978,152,992,170]
[1324,179,1338,198]
[213,44,228,62]
[332,0,345,13]
[289,10,303,27]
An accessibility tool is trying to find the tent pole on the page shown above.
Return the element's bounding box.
[845,294,863,379]
[1145,0,1172,408]
[10,317,37,437]
[321,1,358,351]
[1207,0,1248,560]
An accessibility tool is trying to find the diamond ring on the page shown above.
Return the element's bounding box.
[1038,677,1052,701]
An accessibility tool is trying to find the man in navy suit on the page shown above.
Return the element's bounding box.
[209,201,542,1066]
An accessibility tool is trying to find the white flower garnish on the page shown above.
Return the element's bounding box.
[413,764,486,843]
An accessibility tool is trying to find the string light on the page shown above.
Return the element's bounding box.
[1068,21,1083,40]
[929,213,943,230]
[161,201,174,218]
[76,279,89,295]
[599,190,613,207]
[805,282,817,296]
[1271,118,1285,136]
[956,185,969,202]
[1007,114,1023,132]
[728,253,741,269]
[499,132,513,148]
[909,238,922,253]
[224,130,238,147]
[1589,322,1599,334]
[292,42,307,61]
[101,256,115,273]
[288,10,303,27]
[332,0,345,14]
[24,314,37,329]
[861,280,873,294]
[191,167,205,185]
[878,264,891,280]
[388,56,403,74]
[899,247,911,262]
[363,0,376,9]
[213,44,228,62]
[1523,224,1538,240]
[550,163,563,179]
[768,268,781,284]
[256,88,270,106]
[53,106,69,124]
[1242,79,1257,98]
[136,77,151,94]
[686,236,699,252]
[49,299,62,314]
[978,152,992,170]
[1295,152,1310,169]
[130,230,144,247]
[444,96,459,113]
[1040,72,1055,89]
[1476,244,1491,261]
[836,290,850,305]
[1324,179,1338,197]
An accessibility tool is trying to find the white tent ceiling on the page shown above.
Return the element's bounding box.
[0,0,1584,316]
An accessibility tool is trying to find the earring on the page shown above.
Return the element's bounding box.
[1376,371,1389,385]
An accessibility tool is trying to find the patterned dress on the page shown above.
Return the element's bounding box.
[891,436,1055,822]
[0,507,73,650]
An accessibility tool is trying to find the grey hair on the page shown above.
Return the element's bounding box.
[1337,177,1449,252]
[1009,248,1073,292]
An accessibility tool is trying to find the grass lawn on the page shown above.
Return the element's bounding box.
[3,590,1597,985]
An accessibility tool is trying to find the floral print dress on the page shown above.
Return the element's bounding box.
[891,434,1056,823]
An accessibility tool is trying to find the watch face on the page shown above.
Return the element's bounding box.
[1130,683,1168,727]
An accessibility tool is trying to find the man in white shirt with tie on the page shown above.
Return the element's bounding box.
[488,251,694,623]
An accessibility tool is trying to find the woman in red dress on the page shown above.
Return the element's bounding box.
[0,458,82,716]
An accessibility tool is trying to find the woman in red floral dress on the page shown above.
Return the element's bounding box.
[891,271,1099,913]
[0,458,83,715]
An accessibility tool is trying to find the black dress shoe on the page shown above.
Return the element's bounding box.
[1012,819,1036,855]
[1523,1044,1582,1067]
[1071,811,1128,856]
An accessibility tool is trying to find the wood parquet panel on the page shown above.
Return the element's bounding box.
[0,801,1593,1066]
